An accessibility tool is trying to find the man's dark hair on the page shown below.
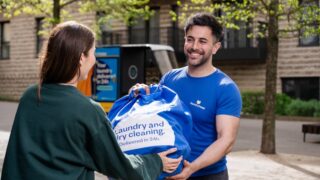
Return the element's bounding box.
[184,13,224,42]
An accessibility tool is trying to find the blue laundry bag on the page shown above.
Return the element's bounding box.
[108,84,192,179]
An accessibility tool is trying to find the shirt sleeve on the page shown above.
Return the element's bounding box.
[86,106,162,180]
[159,70,171,86]
[216,80,242,118]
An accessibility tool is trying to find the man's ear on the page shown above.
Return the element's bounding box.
[212,42,221,55]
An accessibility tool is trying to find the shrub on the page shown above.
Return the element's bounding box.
[242,92,264,115]
[241,91,319,117]
[314,103,320,117]
[285,99,320,117]
[275,93,292,115]
[0,95,18,102]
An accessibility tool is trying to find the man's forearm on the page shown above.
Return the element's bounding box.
[190,136,235,173]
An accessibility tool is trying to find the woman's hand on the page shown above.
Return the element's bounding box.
[158,148,183,173]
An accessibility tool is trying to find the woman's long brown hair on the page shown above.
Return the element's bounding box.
[37,21,95,101]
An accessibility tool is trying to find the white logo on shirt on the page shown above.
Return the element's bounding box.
[190,100,206,110]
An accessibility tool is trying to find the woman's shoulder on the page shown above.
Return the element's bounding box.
[65,91,105,116]
[24,84,38,93]
[20,84,38,100]
[88,98,106,115]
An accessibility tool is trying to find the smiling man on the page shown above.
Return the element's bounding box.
[161,13,243,180]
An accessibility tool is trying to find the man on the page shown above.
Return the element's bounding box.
[133,13,242,180]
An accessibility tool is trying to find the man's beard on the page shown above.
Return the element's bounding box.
[185,48,210,67]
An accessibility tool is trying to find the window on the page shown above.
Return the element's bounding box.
[282,77,320,100]
[299,28,319,46]
[0,21,10,59]
[222,21,251,49]
[299,0,320,46]
[101,31,121,45]
[129,7,160,44]
[36,17,45,55]
[214,9,253,49]
[170,5,183,51]
[97,11,122,45]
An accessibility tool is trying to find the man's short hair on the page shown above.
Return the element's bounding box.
[184,13,224,42]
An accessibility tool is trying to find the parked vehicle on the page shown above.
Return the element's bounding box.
[77,44,178,112]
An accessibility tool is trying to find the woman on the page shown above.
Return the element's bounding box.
[1,21,181,180]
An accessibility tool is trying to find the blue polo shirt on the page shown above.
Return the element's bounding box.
[160,67,242,177]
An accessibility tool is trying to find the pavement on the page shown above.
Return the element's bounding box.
[0,101,320,179]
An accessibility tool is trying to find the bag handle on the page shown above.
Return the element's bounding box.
[129,84,163,104]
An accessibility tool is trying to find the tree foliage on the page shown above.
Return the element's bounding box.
[0,0,153,28]
[178,0,320,154]
[79,0,153,26]
[176,0,320,39]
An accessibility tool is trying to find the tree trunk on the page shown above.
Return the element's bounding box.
[53,0,60,26]
[260,0,279,154]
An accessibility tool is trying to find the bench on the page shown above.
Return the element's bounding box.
[302,124,320,142]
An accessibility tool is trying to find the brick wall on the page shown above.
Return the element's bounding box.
[0,15,39,100]
[278,37,320,92]
[1,3,319,99]
[159,4,173,45]
[171,1,320,93]
[215,37,320,93]
[0,9,95,100]
[215,62,266,92]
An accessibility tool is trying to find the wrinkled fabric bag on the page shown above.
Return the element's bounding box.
[108,85,192,179]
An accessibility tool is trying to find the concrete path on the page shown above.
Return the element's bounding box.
[0,101,18,131]
[1,101,319,179]
[234,118,320,156]
[228,151,320,180]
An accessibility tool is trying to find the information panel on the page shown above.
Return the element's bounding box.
[94,58,118,101]
[93,47,120,102]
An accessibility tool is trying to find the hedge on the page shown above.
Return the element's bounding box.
[241,92,320,117]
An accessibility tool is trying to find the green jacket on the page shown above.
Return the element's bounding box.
[1,84,162,180]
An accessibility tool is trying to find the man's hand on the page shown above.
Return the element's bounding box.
[128,83,150,96]
[166,160,194,180]
[158,148,183,173]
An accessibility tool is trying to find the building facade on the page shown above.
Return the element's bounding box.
[0,1,319,101]
[0,7,95,100]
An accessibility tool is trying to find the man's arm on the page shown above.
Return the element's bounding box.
[168,115,240,179]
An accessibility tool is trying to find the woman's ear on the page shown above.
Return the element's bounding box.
[79,53,85,66]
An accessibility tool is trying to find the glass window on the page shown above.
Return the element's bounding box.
[223,21,251,49]
[97,11,122,45]
[129,17,146,43]
[299,33,319,46]
[36,17,45,55]
[282,77,320,100]
[149,9,160,44]
[0,21,10,59]
[129,7,160,44]
[299,0,320,46]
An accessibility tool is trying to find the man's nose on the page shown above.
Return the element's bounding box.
[192,41,200,49]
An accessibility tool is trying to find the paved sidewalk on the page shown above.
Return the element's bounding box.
[1,101,319,179]
[0,131,10,174]
[228,151,320,180]
[1,130,319,179]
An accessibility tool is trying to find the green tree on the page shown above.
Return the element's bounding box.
[0,0,152,27]
[177,0,320,154]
